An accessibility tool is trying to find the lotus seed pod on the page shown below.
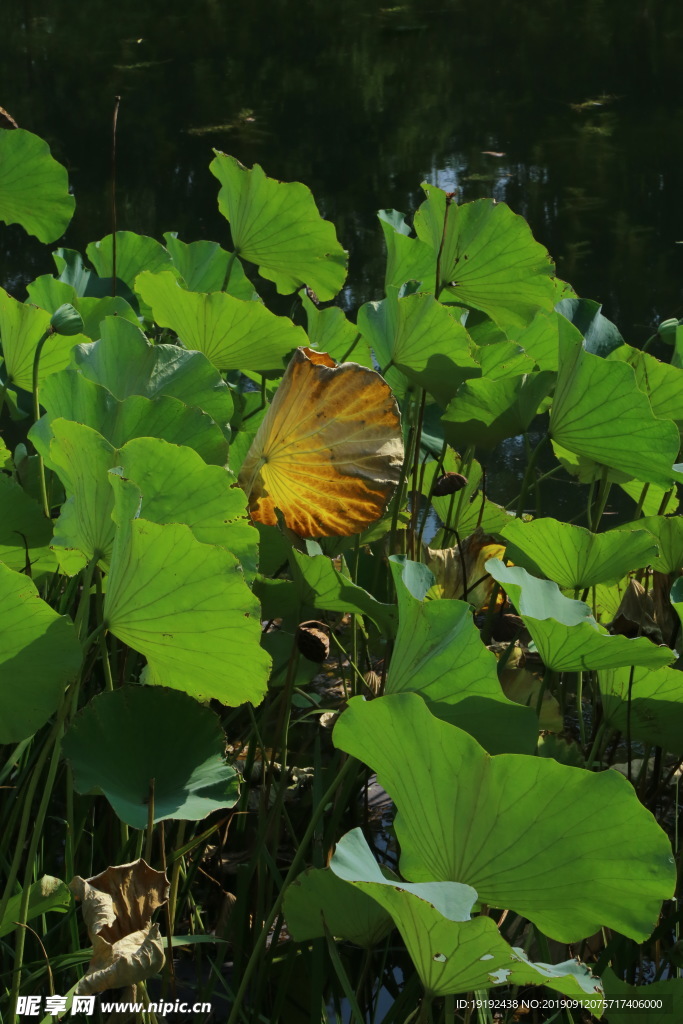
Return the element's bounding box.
[296,621,330,663]
[50,303,83,336]
[432,472,468,497]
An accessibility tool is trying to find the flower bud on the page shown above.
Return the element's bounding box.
[50,303,83,336]
[657,317,682,343]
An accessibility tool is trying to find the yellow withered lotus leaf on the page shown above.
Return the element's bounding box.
[238,347,403,537]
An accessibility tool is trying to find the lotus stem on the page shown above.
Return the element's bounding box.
[32,325,54,519]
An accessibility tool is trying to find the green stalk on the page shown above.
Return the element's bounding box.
[221,249,237,292]
[31,326,55,519]
[8,688,74,1019]
[516,432,548,518]
[591,465,612,531]
[226,757,356,1024]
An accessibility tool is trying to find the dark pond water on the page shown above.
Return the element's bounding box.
[3,0,683,337]
[2,0,683,522]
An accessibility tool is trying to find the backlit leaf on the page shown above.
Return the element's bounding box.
[0,128,74,242]
[238,348,403,537]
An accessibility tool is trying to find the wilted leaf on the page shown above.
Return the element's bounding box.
[424,529,505,608]
[238,348,403,537]
[70,859,168,994]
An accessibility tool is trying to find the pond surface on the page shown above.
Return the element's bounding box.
[2,0,683,338]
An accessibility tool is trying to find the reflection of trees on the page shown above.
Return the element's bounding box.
[1,0,682,332]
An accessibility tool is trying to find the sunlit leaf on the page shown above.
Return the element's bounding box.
[486,560,675,671]
[556,297,623,357]
[0,288,86,390]
[238,348,403,537]
[302,290,372,368]
[608,344,683,433]
[414,188,555,328]
[136,269,304,371]
[163,232,257,298]
[386,557,537,753]
[0,562,82,743]
[378,208,435,291]
[0,128,74,242]
[550,328,683,487]
[501,518,659,589]
[0,876,71,940]
[441,372,555,449]
[333,693,676,942]
[617,516,683,574]
[104,477,270,706]
[289,547,396,635]
[329,828,604,1003]
[86,232,172,293]
[0,474,55,572]
[599,665,683,755]
[210,153,347,300]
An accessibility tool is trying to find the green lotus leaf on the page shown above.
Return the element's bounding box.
[413,188,555,329]
[617,516,683,574]
[136,269,304,372]
[52,249,136,308]
[0,128,74,242]
[328,829,604,1003]
[289,548,396,635]
[74,317,233,432]
[0,562,82,743]
[50,420,257,578]
[550,329,683,487]
[210,152,347,300]
[486,560,675,671]
[30,369,229,468]
[671,577,683,632]
[422,452,512,535]
[333,694,676,942]
[378,208,436,291]
[358,291,479,406]
[62,686,240,828]
[608,344,683,432]
[0,288,86,391]
[501,518,659,589]
[386,556,536,754]
[618,478,679,518]
[0,876,71,940]
[599,665,683,755]
[556,297,624,357]
[85,231,172,292]
[514,309,583,372]
[600,967,683,1024]
[26,278,139,341]
[475,341,535,379]
[441,372,555,449]
[104,479,270,706]
[283,865,394,948]
[0,474,55,573]
[163,232,258,298]
[301,290,373,367]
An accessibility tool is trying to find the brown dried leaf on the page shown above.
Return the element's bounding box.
[611,579,662,643]
[70,859,169,994]
[425,529,505,609]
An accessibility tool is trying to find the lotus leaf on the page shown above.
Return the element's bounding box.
[441,372,555,449]
[210,153,347,300]
[617,516,683,575]
[599,665,683,755]
[333,694,676,942]
[86,232,172,292]
[0,288,86,391]
[0,562,82,743]
[238,348,403,537]
[357,290,479,406]
[378,208,435,291]
[328,829,604,1002]
[550,328,682,487]
[386,556,537,753]
[600,967,683,1024]
[413,187,556,328]
[501,518,659,589]
[283,865,394,948]
[486,560,675,671]
[163,232,257,298]
[63,687,240,828]
[0,876,71,940]
[136,269,304,371]
[0,474,55,572]
[0,128,74,242]
[104,478,270,706]
[290,547,396,635]
[556,296,624,356]
[608,344,683,432]
[302,290,373,367]
[30,369,229,468]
